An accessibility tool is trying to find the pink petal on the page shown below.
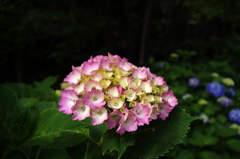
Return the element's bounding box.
[83,88,106,108]
[116,109,138,135]
[63,68,81,85]
[132,67,148,80]
[58,90,79,114]
[91,107,108,125]
[131,103,150,126]
[72,99,90,120]
[158,102,173,120]
[162,90,178,107]
[81,61,100,75]
[107,110,123,129]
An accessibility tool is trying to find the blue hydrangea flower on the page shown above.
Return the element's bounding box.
[228,109,240,124]
[217,96,232,107]
[188,77,200,88]
[206,82,225,97]
[228,88,236,97]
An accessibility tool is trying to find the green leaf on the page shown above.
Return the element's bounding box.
[43,129,88,149]
[2,83,31,98]
[35,76,58,88]
[23,108,91,147]
[102,129,135,159]
[126,107,197,158]
[216,114,227,124]
[226,139,240,152]
[34,101,58,110]
[0,85,19,138]
[11,108,32,142]
[19,97,39,108]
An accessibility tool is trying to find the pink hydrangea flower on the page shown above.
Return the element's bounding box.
[162,90,178,107]
[107,110,123,129]
[131,103,150,126]
[58,90,79,114]
[64,67,81,85]
[58,53,178,135]
[83,88,106,108]
[91,107,108,125]
[116,108,138,135]
[72,99,90,120]
[158,102,173,120]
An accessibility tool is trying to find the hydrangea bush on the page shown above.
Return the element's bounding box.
[148,54,240,159]
[0,53,196,159]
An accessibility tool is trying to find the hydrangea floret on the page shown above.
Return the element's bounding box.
[58,53,178,135]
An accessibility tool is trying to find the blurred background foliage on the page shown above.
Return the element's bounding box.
[1,0,240,86]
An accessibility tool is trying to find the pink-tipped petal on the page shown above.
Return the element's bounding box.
[72,99,90,120]
[116,109,138,135]
[131,103,150,126]
[64,68,81,85]
[162,90,178,107]
[107,110,123,129]
[83,88,106,108]
[158,102,173,120]
[91,107,108,125]
[81,61,100,75]
[58,90,79,114]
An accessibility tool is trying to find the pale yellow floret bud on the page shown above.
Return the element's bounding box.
[152,86,164,94]
[198,99,208,105]
[99,79,111,89]
[154,96,162,103]
[211,72,219,77]
[55,90,61,97]
[81,75,91,83]
[129,101,136,107]
[101,72,113,79]
[222,78,235,86]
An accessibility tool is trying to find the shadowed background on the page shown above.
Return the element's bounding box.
[1,0,240,86]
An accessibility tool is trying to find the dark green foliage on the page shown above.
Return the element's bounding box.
[148,51,240,159]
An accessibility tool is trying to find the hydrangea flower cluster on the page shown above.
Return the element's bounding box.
[188,77,200,88]
[206,82,225,97]
[228,109,240,124]
[217,96,232,107]
[58,53,178,135]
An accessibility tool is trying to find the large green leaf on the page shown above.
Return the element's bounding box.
[24,108,91,148]
[10,108,32,142]
[102,129,135,159]
[126,106,196,158]
[0,85,19,138]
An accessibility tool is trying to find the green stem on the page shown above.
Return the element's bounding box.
[84,139,90,159]
[35,146,42,159]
